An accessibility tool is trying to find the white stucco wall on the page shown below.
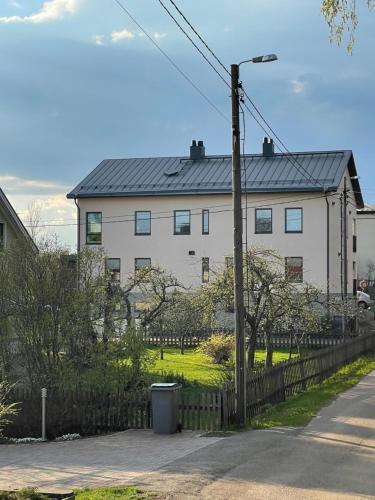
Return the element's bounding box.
[356,211,375,280]
[76,187,357,294]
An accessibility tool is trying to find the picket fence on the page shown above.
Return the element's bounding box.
[143,331,355,350]
[6,331,375,437]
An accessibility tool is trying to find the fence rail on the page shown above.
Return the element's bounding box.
[6,331,375,437]
[144,331,354,349]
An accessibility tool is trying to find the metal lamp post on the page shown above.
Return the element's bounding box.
[231,53,278,427]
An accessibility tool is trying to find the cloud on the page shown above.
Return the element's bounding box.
[0,175,70,194]
[92,34,104,46]
[0,0,80,24]
[290,79,307,94]
[8,1,22,8]
[111,28,135,43]
[154,32,167,39]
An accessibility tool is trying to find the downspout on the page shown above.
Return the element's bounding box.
[325,194,330,317]
[74,196,80,253]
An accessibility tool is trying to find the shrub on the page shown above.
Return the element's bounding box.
[0,488,48,499]
[197,334,235,364]
[0,382,19,437]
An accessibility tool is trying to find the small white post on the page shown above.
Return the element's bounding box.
[41,387,47,441]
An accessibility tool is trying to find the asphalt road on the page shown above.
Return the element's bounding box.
[138,370,375,499]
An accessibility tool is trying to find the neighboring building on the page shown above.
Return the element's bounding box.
[67,139,364,297]
[0,187,37,251]
[356,205,375,281]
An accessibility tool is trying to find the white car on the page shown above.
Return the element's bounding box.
[357,290,372,309]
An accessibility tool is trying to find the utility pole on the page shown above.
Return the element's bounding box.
[231,63,246,426]
[343,177,348,335]
[343,177,348,299]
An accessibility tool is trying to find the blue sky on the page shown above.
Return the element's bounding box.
[1,0,374,248]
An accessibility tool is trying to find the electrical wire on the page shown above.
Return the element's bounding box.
[157,0,230,89]
[112,0,229,123]
[24,192,338,229]
[166,0,231,78]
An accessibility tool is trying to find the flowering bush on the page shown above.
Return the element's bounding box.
[55,433,81,442]
[197,334,235,364]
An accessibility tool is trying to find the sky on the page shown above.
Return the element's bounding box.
[0,0,374,249]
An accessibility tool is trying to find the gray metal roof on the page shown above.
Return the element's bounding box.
[67,149,364,208]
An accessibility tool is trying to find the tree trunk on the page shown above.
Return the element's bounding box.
[247,331,256,369]
[265,332,273,368]
[180,336,185,355]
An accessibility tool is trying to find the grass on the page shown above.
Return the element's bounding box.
[249,356,375,429]
[75,486,155,499]
[148,346,298,388]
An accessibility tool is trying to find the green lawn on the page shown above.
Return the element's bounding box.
[249,356,375,429]
[148,346,298,388]
[75,486,154,499]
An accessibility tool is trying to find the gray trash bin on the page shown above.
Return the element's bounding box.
[150,383,181,434]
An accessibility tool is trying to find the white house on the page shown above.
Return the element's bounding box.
[0,187,37,251]
[67,139,364,297]
[356,205,375,281]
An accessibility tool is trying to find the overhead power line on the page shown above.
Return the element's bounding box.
[157,0,230,89]
[25,192,338,229]
[166,0,231,77]
[155,0,325,190]
[112,0,228,122]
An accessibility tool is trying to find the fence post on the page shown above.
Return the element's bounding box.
[41,388,47,441]
[222,389,228,430]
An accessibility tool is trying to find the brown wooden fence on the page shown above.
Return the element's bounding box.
[222,330,375,427]
[143,331,354,350]
[6,331,375,437]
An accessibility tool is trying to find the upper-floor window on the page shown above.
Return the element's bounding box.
[174,210,191,235]
[135,211,151,235]
[285,257,303,283]
[86,212,102,244]
[202,257,209,283]
[106,258,121,282]
[0,223,4,251]
[255,208,272,234]
[202,209,209,235]
[285,208,303,233]
[135,257,151,271]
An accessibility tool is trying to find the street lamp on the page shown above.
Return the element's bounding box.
[231,53,278,427]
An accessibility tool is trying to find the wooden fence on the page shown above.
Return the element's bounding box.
[7,388,151,439]
[6,331,375,437]
[222,330,375,427]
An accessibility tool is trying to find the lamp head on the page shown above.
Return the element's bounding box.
[251,54,278,63]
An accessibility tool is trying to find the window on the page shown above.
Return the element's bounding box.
[174,210,191,235]
[255,208,272,234]
[285,208,303,233]
[86,212,102,244]
[0,223,4,250]
[135,258,151,271]
[225,256,233,268]
[202,209,209,235]
[106,258,120,282]
[285,257,303,283]
[135,211,151,235]
[202,257,209,283]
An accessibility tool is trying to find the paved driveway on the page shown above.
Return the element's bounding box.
[1,371,374,499]
[0,430,224,491]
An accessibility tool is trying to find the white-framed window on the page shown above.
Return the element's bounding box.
[202,257,209,283]
[285,208,303,233]
[174,210,191,235]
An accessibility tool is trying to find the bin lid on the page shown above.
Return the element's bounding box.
[150,383,181,391]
